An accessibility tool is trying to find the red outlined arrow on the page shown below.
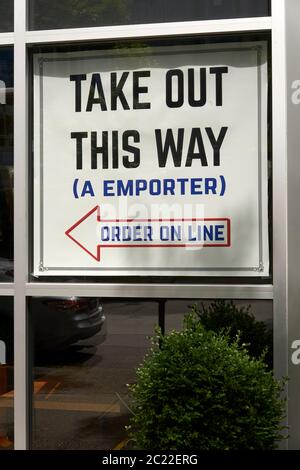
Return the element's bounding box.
[65,205,231,262]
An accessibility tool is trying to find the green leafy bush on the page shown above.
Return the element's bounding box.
[128,314,286,450]
[194,300,273,368]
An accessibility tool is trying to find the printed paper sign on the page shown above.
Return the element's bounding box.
[33,42,269,276]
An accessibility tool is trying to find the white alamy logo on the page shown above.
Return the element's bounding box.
[291,340,300,365]
[291,80,300,105]
[0,340,6,364]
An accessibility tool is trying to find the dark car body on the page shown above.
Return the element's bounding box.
[31,296,105,352]
[0,296,105,362]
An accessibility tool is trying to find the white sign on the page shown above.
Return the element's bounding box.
[33,42,269,276]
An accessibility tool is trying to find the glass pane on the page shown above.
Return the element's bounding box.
[166,299,273,368]
[0,48,13,282]
[0,297,14,450]
[28,0,270,31]
[0,1,13,33]
[31,299,158,449]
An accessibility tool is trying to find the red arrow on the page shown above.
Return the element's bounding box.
[65,205,231,262]
[65,206,102,261]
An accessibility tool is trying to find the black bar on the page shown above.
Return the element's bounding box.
[158,299,166,335]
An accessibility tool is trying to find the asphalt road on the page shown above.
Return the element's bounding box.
[32,301,159,450]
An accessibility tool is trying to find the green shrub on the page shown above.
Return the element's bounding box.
[193,300,273,368]
[128,314,286,450]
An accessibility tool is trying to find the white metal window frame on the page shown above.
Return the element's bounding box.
[0,0,287,449]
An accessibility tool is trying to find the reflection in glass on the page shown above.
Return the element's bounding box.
[0,48,13,281]
[0,297,14,450]
[166,299,273,329]
[0,2,13,33]
[32,299,158,449]
[165,299,273,367]
[28,0,270,31]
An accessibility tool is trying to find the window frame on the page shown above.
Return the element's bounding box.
[0,0,287,450]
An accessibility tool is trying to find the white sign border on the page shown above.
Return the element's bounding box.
[33,41,269,277]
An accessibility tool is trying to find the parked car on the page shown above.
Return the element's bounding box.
[0,295,105,362]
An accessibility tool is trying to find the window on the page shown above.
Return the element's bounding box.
[0,2,13,33]
[28,0,270,31]
[0,297,13,450]
[32,298,158,450]
[0,48,13,281]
